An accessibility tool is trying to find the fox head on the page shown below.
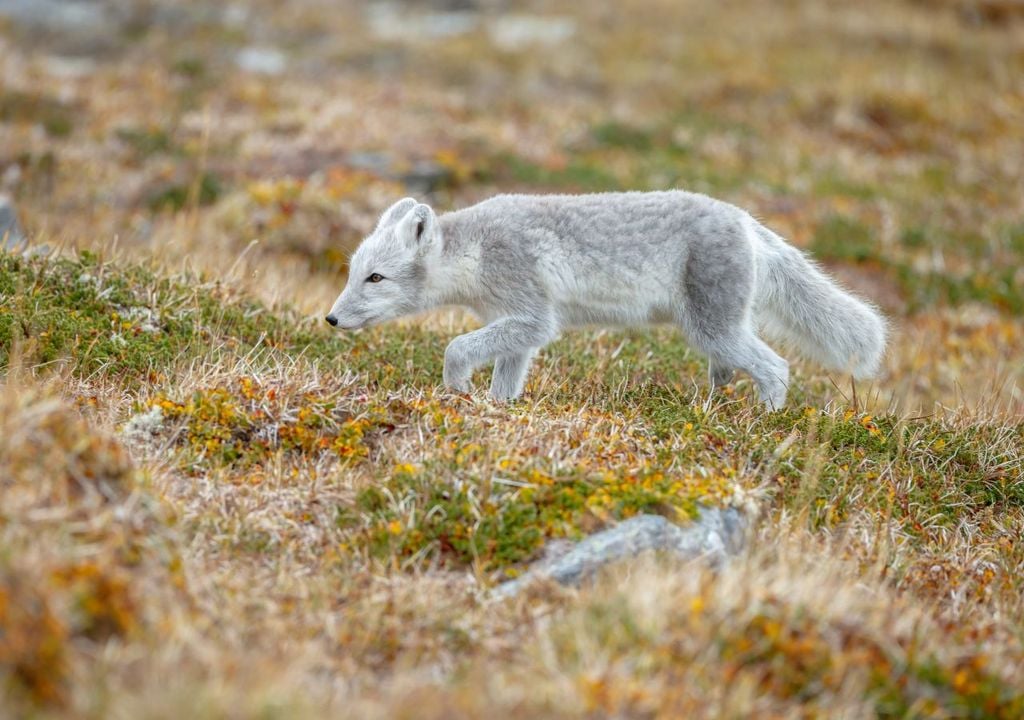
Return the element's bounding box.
[326,198,440,330]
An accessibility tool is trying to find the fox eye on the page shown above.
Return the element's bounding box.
[365,273,385,283]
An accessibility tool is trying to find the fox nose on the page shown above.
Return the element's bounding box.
[325,315,338,327]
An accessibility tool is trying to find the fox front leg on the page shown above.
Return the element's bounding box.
[490,350,537,400]
[443,314,555,397]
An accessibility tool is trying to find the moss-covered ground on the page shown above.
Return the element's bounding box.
[2,0,1023,716]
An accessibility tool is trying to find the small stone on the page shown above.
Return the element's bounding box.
[22,244,51,259]
[401,160,454,194]
[0,0,126,57]
[487,15,576,51]
[344,153,454,194]
[366,4,479,41]
[222,3,250,28]
[495,508,747,598]
[123,406,165,443]
[0,0,107,34]
[346,151,393,175]
[43,55,98,79]
[235,46,287,76]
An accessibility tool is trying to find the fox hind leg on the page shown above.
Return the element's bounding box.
[739,333,789,409]
[678,226,787,408]
[703,330,789,409]
[709,361,735,389]
[675,297,789,408]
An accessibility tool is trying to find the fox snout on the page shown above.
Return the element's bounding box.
[324,303,370,330]
[326,289,363,329]
[324,313,361,330]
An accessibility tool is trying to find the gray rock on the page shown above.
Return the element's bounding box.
[235,46,288,76]
[401,159,454,194]
[0,0,108,34]
[346,151,393,175]
[0,194,26,251]
[0,0,118,57]
[366,3,479,41]
[344,152,453,194]
[487,15,576,51]
[495,507,747,598]
[0,1,202,57]
[43,55,98,79]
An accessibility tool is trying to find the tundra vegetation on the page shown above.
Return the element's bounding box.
[1,0,1022,717]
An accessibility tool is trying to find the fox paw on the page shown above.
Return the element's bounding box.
[444,376,472,394]
[443,344,472,393]
[488,386,522,402]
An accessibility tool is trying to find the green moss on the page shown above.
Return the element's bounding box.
[339,458,720,574]
[813,173,880,200]
[0,252,353,385]
[115,126,177,159]
[811,214,878,264]
[491,152,620,192]
[708,601,1024,718]
[804,217,1024,313]
[349,325,447,392]
[152,379,383,473]
[171,57,207,80]
[900,226,929,249]
[146,172,222,212]
[0,90,75,138]
[749,410,1024,534]
[592,121,655,151]
[895,264,1024,315]
[1007,223,1024,257]
[1,252,194,377]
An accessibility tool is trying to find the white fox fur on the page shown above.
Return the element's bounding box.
[326,192,887,408]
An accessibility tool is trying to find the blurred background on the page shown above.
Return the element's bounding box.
[1,0,1022,410]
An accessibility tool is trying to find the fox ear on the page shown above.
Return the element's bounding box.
[376,197,417,230]
[395,203,437,248]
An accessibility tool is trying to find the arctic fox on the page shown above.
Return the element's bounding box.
[326,192,886,409]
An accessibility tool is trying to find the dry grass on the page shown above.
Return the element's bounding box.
[2,0,1023,717]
